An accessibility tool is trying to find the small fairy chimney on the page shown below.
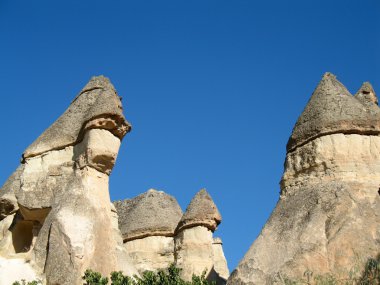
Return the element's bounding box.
[114,189,183,273]
[174,189,228,285]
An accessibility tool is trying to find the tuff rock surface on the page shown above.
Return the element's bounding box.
[176,189,222,233]
[0,76,137,285]
[0,76,229,285]
[114,189,183,242]
[115,189,229,284]
[174,189,227,284]
[114,189,182,273]
[228,73,380,285]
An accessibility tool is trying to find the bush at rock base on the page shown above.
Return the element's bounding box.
[82,264,214,285]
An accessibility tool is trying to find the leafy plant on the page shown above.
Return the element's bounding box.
[12,280,42,285]
[82,269,109,285]
[357,255,380,285]
[81,264,215,285]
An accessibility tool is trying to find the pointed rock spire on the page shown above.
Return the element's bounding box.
[114,189,183,242]
[354,82,378,107]
[23,75,131,159]
[176,189,222,233]
[287,72,380,152]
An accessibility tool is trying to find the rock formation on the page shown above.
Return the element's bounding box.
[6,72,377,285]
[228,73,380,284]
[174,189,226,283]
[114,189,183,273]
[0,76,138,284]
[115,188,229,285]
[0,76,230,285]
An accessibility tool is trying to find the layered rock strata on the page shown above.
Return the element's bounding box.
[0,76,137,284]
[228,73,380,284]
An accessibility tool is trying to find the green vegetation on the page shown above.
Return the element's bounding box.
[12,256,380,285]
[12,280,42,285]
[82,264,214,285]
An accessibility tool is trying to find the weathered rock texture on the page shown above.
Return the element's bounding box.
[176,189,222,232]
[115,189,229,284]
[228,73,380,285]
[175,189,228,284]
[0,76,137,284]
[114,189,182,273]
[115,189,183,242]
[0,77,230,285]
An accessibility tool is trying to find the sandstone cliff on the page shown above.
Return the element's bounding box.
[228,73,380,284]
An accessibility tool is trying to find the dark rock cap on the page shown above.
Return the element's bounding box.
[176,189,222,233]
[287,73,380,152]
[23,76,131,159]
[354,82,378,107]
[114,189,183,242]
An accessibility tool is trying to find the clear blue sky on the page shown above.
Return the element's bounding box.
[0,0,378,271]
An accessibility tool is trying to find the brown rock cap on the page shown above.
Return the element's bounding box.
[354,82,378,107]
[114,189,183,242]
[176,189,222,233]
[287,73,380,152]
[23,76,131,159]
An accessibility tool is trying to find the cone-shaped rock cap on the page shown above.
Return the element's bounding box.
[354,82,378,107]
[287,73,380,152]
[176,189,222,233]
[23,76,131,159]
[114,189,183,242]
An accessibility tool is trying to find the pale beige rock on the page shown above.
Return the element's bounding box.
[0,76,137,284]
[124,236,175,273]
[282,133,380,193]
[228,179,380,284]
[228,75,380,285]
[75,128,121,175]
[212,238,229,283]
[175,226,214,281]
[0,165,23,219]
[41,134,137,285]
[0,257,42,285]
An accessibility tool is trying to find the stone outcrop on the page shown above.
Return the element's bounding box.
[175,189,228,284]
[211,238,229,282]
[176,189,222,232]
[0,76,137,284]
[228,73,380,284]
[114,189,182,273]
[0,76,230,285]
[115,189,183,242]
[114,189,229,284]
[286,72,380,152]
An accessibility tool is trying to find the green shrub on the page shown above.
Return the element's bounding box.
[82,264,215,285]
[12,280,42,285]
[83,269,109,285]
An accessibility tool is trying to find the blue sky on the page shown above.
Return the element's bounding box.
[0,0,379,270]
